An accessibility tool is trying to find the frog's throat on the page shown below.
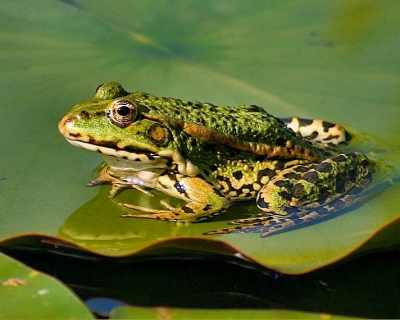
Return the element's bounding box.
[144,114,323,161]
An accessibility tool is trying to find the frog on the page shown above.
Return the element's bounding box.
[58,82,374,237]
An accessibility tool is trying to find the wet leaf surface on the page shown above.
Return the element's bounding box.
[0,0,399,318]
[0,251,93,319]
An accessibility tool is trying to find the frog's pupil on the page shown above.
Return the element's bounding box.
[118,106,131,116]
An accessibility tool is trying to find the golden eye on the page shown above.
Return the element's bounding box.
[109,100,138,127]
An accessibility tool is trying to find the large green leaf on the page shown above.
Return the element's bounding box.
[111,306,358,319]
[0,251,93,319]
[0,0,399,277]
[1,233,398,318]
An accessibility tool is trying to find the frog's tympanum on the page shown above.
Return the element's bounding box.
[59,82,374,236]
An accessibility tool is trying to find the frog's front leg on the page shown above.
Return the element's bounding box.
[120,172,230,222]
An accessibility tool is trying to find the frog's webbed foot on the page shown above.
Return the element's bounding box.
[204,214,296,237]
[110,183,154,198]
[120,201,187,221]
[205,199,339,237]
[88,176,153,198]
[120,200,227,222]
[120,201,181,221]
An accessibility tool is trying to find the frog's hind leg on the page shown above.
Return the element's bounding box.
[256,152,373,214]
[205,152,374,237]
[280,117,351,147]
[215,175,372,237]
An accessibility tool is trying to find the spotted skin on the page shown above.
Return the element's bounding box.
[88,164,230,220]
[205,165,373,237]
[281,117,351,147]
[121,169,230,222]
[58,82,375,236]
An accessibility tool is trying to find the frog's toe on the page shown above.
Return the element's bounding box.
[203,227,244,235]
[204,210,324,237]
[119,202,189,221]
[121,212,177,221]
[119,200,225,222]
[204,215,293,236]
[228,214,274,225]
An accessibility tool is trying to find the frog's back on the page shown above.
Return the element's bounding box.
[131,91,326,161]
[131,91,267,128]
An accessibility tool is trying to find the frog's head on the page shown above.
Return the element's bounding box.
[58,82,182,172]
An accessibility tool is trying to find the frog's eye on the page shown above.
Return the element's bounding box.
[109,100,138,127]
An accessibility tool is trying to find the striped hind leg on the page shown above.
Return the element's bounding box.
[204,171,372,237]
[280,117,351,147]
[204,153,374,237]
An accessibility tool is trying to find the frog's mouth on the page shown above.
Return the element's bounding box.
[64,138,167,163]
[59,117,198,174]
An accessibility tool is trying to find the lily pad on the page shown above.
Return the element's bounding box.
[1,233,398,318]
[111,306,358,319]
[0,251,93,319]
[0,0,399,279]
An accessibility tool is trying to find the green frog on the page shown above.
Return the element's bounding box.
[58,82,374,236]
